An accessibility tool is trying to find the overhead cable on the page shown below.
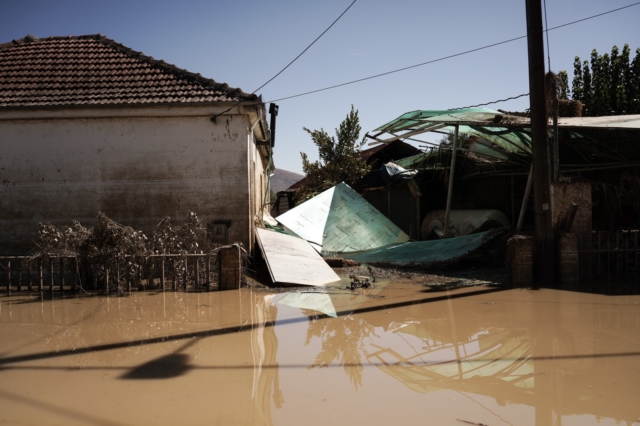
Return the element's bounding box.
[451,93,530,110]
[265,1,640,103]
[543,0,552,72]
[211,0,357,120]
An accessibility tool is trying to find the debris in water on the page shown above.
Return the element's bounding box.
[348,275,371,290]
[457,420,489,426]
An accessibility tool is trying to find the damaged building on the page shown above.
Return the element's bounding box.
[364,108,640,283]
[0,34,271,255]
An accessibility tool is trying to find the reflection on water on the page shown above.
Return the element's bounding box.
[0,291,282,425]
[291,286,640,426]
[1,285,640,425]
[304,310,375,388]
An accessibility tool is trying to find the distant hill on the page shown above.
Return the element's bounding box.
[270,169,304,194]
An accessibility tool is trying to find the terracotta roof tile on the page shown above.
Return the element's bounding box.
[0,34,258,108]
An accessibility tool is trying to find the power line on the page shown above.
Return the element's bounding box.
[265,1,640,103]
[452,93,530,110]
[545,1,639,31]
[253,0,357,95]
[211,0,357,120]
[266,34,527,103]
[543,0,551,72]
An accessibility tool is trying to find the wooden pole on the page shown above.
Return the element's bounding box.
[443,125,459,237]
[526,0,555,288]
[552,90,560,182]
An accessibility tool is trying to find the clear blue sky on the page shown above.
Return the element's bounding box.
[2,0,638,174]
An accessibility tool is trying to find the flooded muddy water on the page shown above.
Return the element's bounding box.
[1,283,639,425]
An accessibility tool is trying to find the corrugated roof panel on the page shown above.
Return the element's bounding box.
[276,182,409,254]
[342,230,502,266]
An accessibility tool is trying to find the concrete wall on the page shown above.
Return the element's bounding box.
[0,107,267,254]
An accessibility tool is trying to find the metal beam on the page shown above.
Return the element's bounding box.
[443,125,459,237]
[374,123,447,145]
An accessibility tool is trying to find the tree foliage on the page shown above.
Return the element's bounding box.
[295,106,368,204]
[564,44,640,116]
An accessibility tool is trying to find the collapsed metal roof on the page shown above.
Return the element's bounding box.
[366,108,640,176]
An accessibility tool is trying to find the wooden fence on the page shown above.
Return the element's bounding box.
[0,253,223,296]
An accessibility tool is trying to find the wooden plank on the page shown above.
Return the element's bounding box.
[255,228,340,287]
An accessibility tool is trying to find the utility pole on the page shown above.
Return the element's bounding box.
[525,0,555,288]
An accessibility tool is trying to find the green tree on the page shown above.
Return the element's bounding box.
[564,44,637,116]
[582,60,593,115]
[296,106,368,204]
[630,48,640,113]
[609,45,622,113]
[557,70,569,99]
[620,44,632,113]
[572,56,583,102]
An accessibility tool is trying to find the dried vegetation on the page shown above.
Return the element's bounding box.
[32,212,235,293]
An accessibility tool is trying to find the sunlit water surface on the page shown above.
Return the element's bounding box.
[1,283,639,425]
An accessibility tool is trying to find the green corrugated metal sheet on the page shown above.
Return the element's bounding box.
[276,182,409,254]
[374,108,503,132]
[375,109,533,157]
[341,229,502,266]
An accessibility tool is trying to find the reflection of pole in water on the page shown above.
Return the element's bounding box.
[447,291,463,379]
[533,297,557,426]
[250,292,282,425]
[50,293,55,321]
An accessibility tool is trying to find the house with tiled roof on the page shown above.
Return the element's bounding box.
[0,34,271,254]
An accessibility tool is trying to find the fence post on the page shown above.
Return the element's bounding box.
[28,260,33,292]
[17,260,22,292]
[196,257,200,291]
[6,260,11,296]
[173,258,177,292]
[219,245,241,291]
[161,258,165,291]
[80,258,86,292]
[60,258,64,294]
[183,257,188,292]
[50,258,54,296]
[18,260,23,292]
[116,260,120,293]
[206,255,211,291]
[39,259,44,296]
[105,266,110,295]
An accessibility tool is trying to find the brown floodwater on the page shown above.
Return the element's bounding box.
[1,282,639,426]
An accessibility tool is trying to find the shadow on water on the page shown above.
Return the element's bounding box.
[120,338,199,380]
[120,353,192,379]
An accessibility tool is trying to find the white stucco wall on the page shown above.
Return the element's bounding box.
[0,107,268,254]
